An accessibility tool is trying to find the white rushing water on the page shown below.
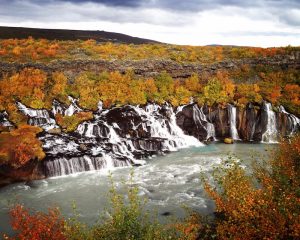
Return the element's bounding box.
[44,102,203,177]
[228,104,240,140]
[52,96,83,116]
[17,102,58,131]
[0,111,13,127]
[10,99,300,178]
[133,103,203,150]
[192,105,216,140]
[0,143,274,235]
[262,102,278,143]
[279,106,300,135]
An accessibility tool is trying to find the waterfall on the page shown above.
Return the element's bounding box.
[17,102,58,131]
[52,97,82,116]
[132,103,203,150]
[10,98,300,178]
[97,101,103,112]
[279,106,300,135]
[228,104,240,140]
[44,155,131,177]
[41,102,203,177]
[192,105,216,141]
[261,102,278,143]
[0,111,13,127]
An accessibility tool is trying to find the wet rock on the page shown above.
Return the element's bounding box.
[0,111,14,129]
[79,144,88,151]
[1,98,299,182]
[161,212,172,216]
[237,103,258,141]
[0,159,45,185]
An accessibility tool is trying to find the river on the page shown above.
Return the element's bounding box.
[0,143,275,234]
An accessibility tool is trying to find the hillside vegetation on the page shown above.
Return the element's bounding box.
[0,37,298,63]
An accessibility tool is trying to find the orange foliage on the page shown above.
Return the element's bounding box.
[184,74,202,94]
[3,204,66,240]
[0,68,47,109]
[236,83,262,105]
[204,135,300,239]
[144,78,158,101]
[283,84,300,105]
[0,125,45,168]
[0,37,292,63]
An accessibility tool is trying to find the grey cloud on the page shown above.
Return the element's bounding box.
[0,0,193,26]
[0,0,299,27]
[2,0,300,11]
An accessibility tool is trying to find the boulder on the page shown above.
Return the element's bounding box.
[224,138,234,144]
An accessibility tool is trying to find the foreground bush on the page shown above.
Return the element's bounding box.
[87,172,175,240]
[204,135,300,239]
[3,205,66,240]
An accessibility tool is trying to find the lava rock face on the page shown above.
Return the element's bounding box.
[0,99,299,184]
[176,104,207,140]
[176,102,299,142]
[237,103,258,141]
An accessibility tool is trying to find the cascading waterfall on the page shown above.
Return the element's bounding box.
[261,102,278,143]
[228,104,240,140]
[17,102,58,131]
[3,98,299,178]
[133,103,203,150]
[192,105,216,140]
[279,106,300,135]
[41,101,202,177]
[52,96,82,116]
[44,155,130,177]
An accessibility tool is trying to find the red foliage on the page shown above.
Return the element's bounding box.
[4,204,66,240]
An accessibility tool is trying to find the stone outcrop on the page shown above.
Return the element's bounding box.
[176,102,299,142]
[0,54,299,80]
[0,99,299,184]
[0,159,45,187]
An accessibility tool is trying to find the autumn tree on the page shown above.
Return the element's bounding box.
[235,83,262,106]
[55,111,94,132]
[49,72,69,105]
[73,72,102,110]
[144,78,158,102]
[154,71,175,103]
[184,73,202,95]
[281,84,300,115]
[0,68,47,109]
[0,125,45,168]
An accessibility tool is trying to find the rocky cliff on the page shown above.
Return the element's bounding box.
[176,102,299,142]
[0,99,299,184]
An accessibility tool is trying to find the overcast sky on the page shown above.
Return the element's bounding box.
[0,0,299,47]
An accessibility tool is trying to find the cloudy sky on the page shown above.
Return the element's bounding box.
[0,0,299,47]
